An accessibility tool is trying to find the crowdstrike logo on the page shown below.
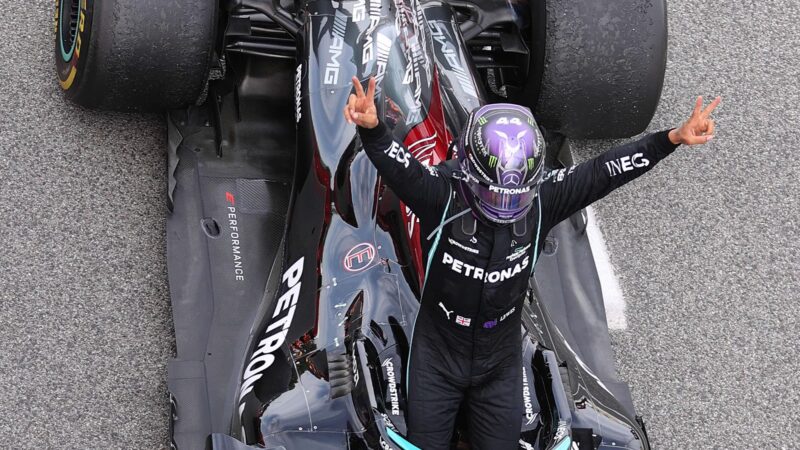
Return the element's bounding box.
[382,359,401,415]
[238,257,305,418]
[522,366,537,425]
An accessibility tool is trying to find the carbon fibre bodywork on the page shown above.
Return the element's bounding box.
[165,1,651,449]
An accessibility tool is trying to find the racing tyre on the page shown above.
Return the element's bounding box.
[54,0,217,111]
[527,0,667,139]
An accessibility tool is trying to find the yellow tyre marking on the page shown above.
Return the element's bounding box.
[57,1,87,91]
[60,66,77,90]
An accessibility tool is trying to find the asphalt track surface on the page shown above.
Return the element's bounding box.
[0,1,797,448]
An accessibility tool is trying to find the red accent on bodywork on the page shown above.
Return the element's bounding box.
[312,150,333,337]
[401,72,452,288]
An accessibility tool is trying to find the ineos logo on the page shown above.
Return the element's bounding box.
[344,243,376,272]
[605,153,650,177]
[384,142,410,168]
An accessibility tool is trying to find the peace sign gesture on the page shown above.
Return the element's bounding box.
[668,96,722,146]
[344,76,379,129]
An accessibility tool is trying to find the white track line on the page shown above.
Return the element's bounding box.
[584,206,627,330]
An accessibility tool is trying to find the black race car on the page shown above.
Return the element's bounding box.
[54,0,667,448]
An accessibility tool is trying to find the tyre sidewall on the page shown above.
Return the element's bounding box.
[53,0,217,111]
[54,0,95,99]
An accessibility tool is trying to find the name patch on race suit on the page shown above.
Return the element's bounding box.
[482,306,516,329]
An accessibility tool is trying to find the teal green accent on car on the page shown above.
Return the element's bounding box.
[386,428,421,450]
[59,0,78,62]
[551,437,572,450]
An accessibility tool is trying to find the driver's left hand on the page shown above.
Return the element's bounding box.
[669,96,722,146]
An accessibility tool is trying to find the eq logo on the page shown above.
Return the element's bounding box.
[344,243,376,272]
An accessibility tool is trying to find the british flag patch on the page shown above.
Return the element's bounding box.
[455,315,471,327]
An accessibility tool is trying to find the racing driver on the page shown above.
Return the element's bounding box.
[344,76,720,450]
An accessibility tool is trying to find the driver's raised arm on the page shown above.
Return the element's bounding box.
[345,76,450,222]
[357,121,450,222]
[541,130,679,223]
[543,95,721,224]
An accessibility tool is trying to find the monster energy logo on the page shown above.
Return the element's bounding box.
[488,155,498,167]
[528,117,535,126]
[528,158,535,170]
[478,117,487,125]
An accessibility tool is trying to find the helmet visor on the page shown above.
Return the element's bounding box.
[465,174,539,223]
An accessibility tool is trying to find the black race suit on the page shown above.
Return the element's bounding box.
[358,122,679,450]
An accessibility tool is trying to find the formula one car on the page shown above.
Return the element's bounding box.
[55,0,667,448]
